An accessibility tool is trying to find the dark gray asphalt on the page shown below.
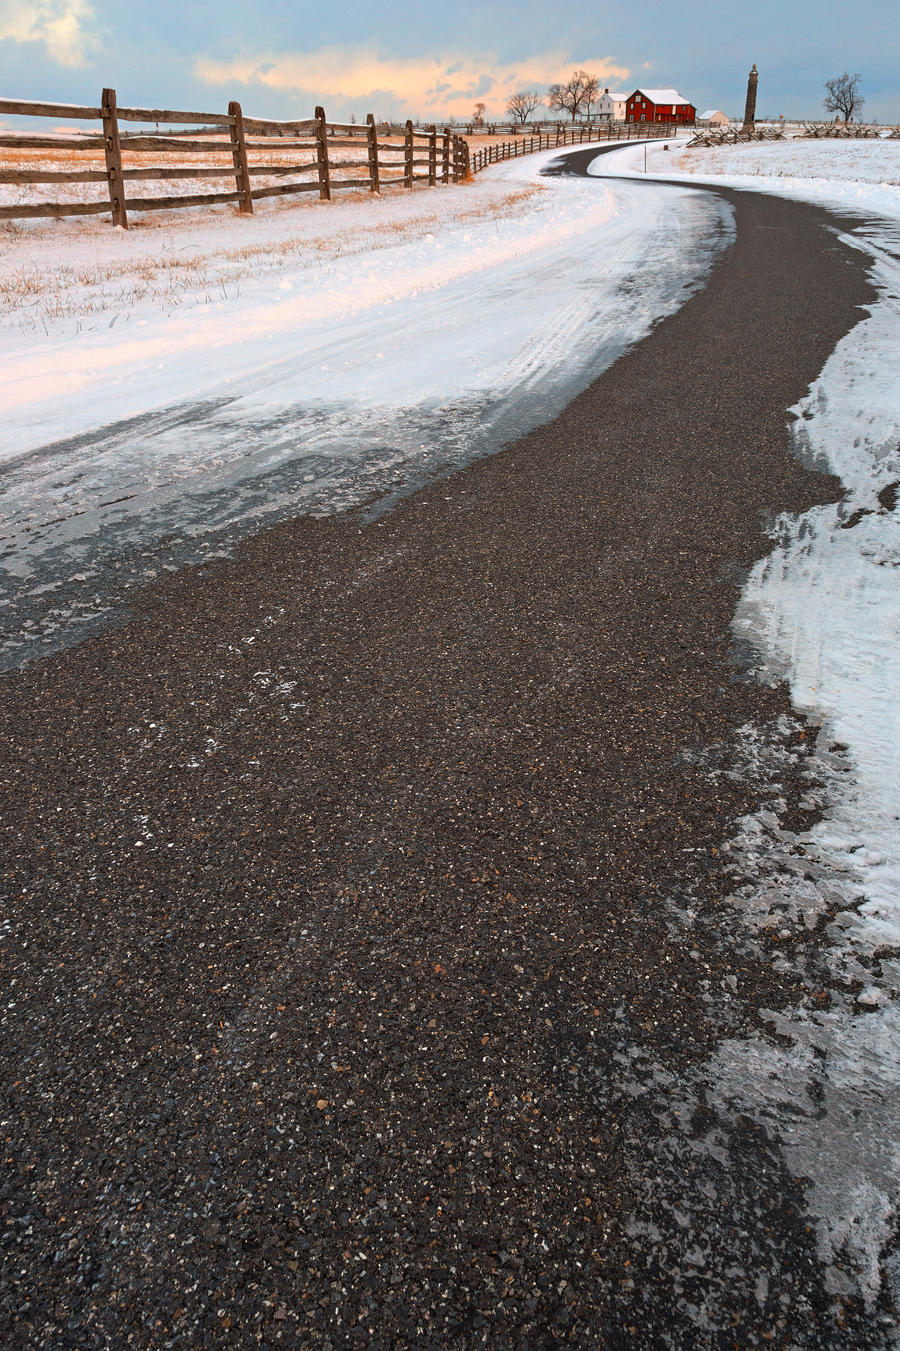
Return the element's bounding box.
[1,158,889,1349]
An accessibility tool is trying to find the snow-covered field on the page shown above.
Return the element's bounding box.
[593,132,900,216]
[593,134,900,1323]
[0,146,730,664]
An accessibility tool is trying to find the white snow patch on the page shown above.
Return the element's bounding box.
[0,144,730,666]
[0,148,726,464]
[713,1004,900,1308]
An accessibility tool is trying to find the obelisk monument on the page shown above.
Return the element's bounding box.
[742,63,758,133]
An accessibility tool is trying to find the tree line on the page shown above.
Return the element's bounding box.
[483,68,869,128]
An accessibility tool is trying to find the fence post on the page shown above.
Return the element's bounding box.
[101,87,127,228]
[404,119,414,187]
[315,105,331,200]
[366,113,380,192]
[427,125,437,185]
[441,128,450,183]
[228,101,253,214]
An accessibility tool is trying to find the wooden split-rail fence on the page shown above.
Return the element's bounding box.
[0,91,470,226]
[687,125,786,148]
[801,122,896,139]
[469,120,677,172]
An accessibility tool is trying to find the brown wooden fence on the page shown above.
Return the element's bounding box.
[0,91,470,226]
[469,120,676,172]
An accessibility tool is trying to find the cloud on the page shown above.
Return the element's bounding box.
[194,46,630,119]
[0,0,96,67]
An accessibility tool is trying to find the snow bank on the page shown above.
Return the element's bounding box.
[593,133,900,1317]
[0,145,730,668]
[0,148,727,463]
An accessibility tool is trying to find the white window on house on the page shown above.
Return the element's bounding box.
[641,113,646,122]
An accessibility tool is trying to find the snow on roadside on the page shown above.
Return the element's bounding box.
[0,149,729,462]
[0,145,731,668]
[596,134,900,1319]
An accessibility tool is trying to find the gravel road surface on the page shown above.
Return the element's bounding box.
[1,159,889,1348]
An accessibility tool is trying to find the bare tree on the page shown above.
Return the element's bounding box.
[548,69,600,121]
[472,101,487,126]
[824,72,864,123]
[506,89,543,124]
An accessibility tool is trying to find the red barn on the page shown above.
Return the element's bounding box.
[625,88,696,125]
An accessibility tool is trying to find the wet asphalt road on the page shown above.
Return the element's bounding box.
[0,158,890,1348]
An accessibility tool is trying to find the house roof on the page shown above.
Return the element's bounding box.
[601,91,629,102]
[699,109,727,120]
[632,88,692,106]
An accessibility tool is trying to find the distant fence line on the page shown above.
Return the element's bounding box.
[0,90,470,227]
[468,120,677,172]
[0,90,687,228]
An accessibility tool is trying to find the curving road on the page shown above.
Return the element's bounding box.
[1,147,893,1348]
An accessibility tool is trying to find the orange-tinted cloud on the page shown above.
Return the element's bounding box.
[195,47,631,119]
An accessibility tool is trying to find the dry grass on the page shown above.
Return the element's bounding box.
[0,178,545,328]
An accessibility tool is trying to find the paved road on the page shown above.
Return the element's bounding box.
[0,158,889,1348]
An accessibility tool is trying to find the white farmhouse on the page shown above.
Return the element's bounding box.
[698,109,730,127]
[595,88,628,122]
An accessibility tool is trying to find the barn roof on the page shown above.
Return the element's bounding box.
[633,88,692,105]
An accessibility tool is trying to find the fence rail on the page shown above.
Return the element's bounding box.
[468,120,677,172]
[0,92,686,225]
[687,125,785,148]
[801,121,898,139]
[0,92,470,226]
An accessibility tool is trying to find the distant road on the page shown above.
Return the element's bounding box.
[0,159,885,1347]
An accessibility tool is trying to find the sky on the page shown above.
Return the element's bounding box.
[0,0,896,124]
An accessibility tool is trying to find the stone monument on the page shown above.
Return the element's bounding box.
[742,63,758,132]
